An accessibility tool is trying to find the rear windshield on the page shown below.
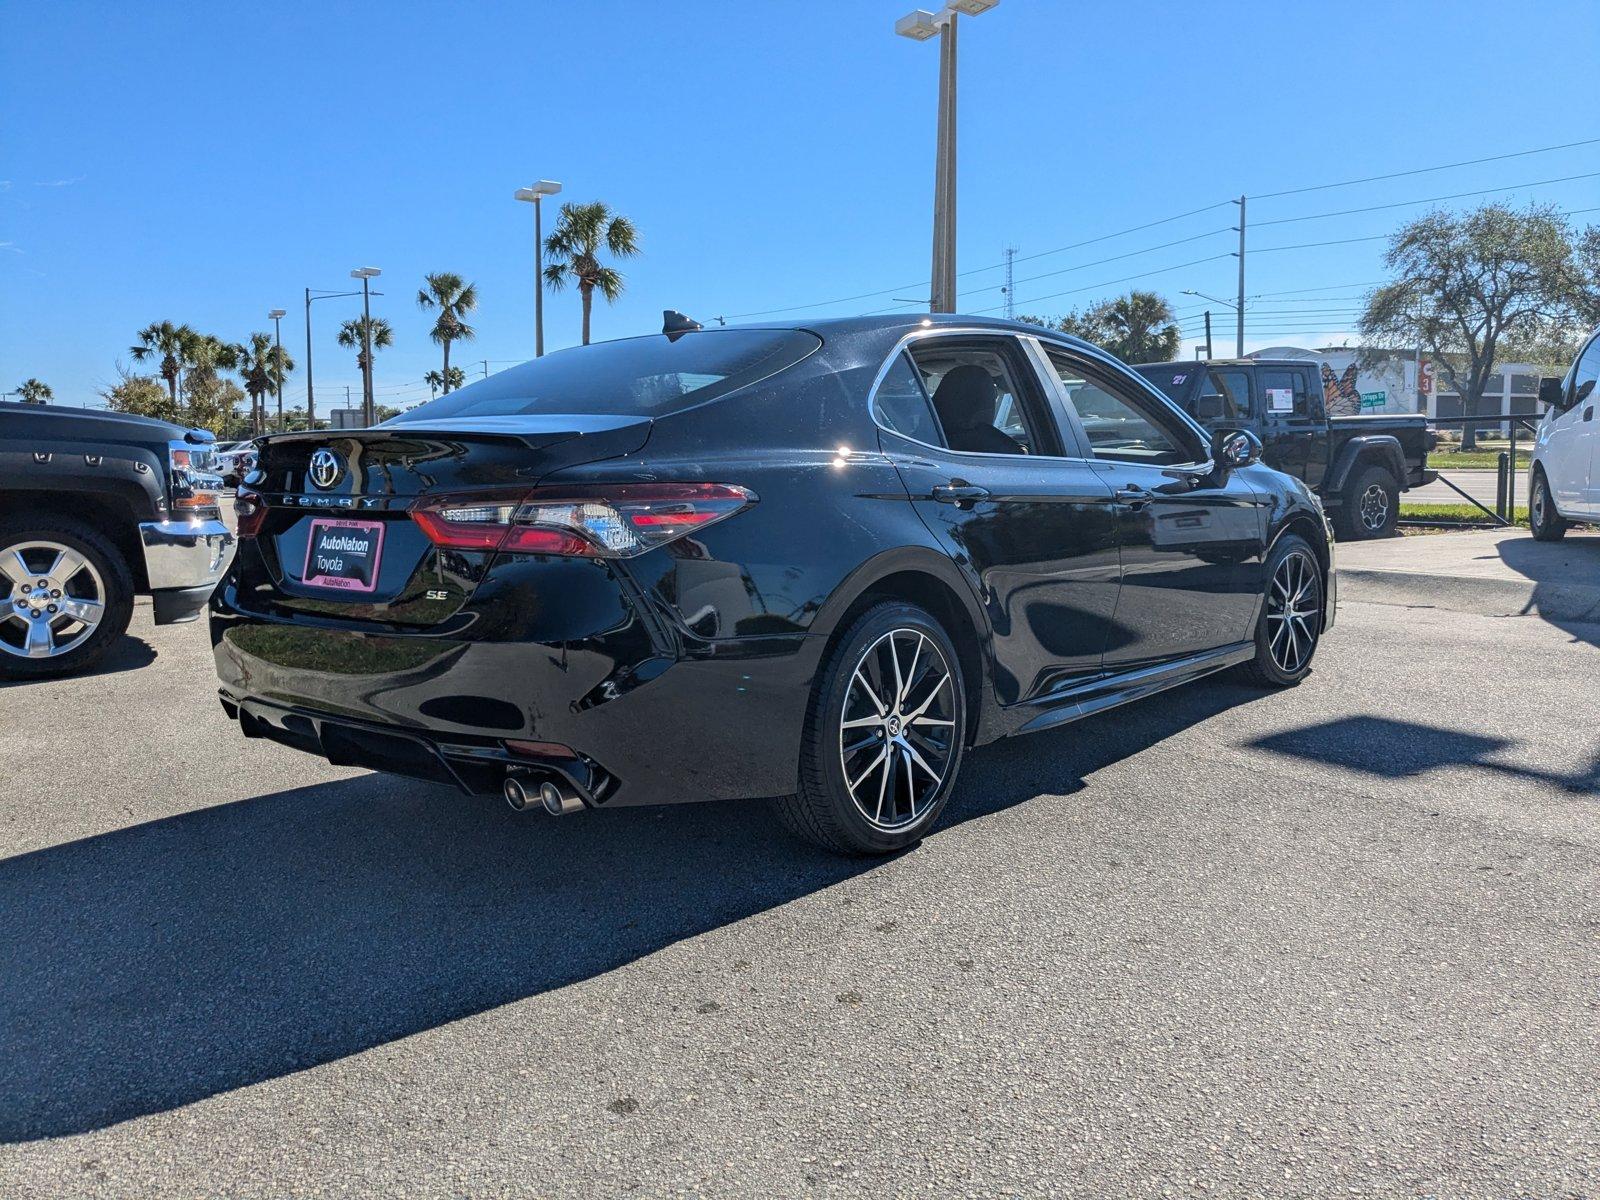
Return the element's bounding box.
[387,329,821,423]
[1134,364,1199,405]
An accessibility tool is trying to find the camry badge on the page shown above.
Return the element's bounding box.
[308,448,345,490]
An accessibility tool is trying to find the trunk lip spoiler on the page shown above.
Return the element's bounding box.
[259,413,653,452]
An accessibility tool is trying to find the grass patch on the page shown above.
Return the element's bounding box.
[1430,448,1534,470]
[1398,502,1527,533]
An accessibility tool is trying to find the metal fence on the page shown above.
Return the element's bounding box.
[1400,411,1545,529]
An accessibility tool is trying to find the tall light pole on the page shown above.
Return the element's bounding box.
[267,308,287,432]
[514,180,563,356]
[1233,195,1247,356]
[896,1,998,313]
[305,286,380,430]
[351,267,381,425]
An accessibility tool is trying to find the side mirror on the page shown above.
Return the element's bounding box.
[1194,393,1226,421]
[1213,427,1261,471]
[1539,376,1567,410]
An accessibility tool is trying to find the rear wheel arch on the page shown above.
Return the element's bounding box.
[811,553,989,747]
[1328,436,1403,496]
[0,489,146,590]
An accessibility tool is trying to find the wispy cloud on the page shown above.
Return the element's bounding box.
[32,175,84,188]
[0,181,12,191]
[0,241,21,254]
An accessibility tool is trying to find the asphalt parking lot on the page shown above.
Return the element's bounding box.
[2,546,1598,1198]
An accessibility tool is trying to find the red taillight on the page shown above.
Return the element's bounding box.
[410,483,756,559]
[235,488,267,539]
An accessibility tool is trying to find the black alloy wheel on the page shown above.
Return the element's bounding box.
[1240,534,1323,687]
[775,602,966,855]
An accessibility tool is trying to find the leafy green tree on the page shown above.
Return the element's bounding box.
[337,316,394,373]
[15,378,52,404]
[1360,203,1592,449]
[101,369,180,422]
[425,366,467,396]
[182,372,247,435]
[1019,289,1181,364]
[416,272,478,394]
[543,201,640,345]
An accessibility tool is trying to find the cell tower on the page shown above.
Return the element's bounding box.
[1002,246,1018,320]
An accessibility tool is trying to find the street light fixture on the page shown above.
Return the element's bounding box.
[897,2,998,313]
[267,308,287,433]
[351,267,381,426]
[514,180,563,357]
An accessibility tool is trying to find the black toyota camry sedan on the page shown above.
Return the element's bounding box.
[212,313,1334,854]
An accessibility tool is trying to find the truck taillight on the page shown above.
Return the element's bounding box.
[411,484,757,559]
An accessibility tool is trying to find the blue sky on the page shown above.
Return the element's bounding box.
[2,0,1597,411]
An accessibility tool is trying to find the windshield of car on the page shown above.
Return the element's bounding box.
[386,329,821,423]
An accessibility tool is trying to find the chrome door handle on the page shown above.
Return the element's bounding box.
[1115,485,1153,507]
[1585,407,1594,422]
[931,484,990,504]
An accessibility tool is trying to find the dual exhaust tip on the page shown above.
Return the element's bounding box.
[504,772,584,817]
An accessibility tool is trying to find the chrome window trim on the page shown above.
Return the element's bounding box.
[865,326,1094,463]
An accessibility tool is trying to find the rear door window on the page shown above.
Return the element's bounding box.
[1260,367,1310,419]
[1205,369,1253,419]
[903,341,1052,456]
[871,352,946,446]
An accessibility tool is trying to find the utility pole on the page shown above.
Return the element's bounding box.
[1002,246,1017,320]
[481,360,489,380]
[1234,194,1246,356]
[930,12,957,312]
[1204,311,1213,360]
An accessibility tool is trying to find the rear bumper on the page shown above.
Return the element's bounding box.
[210,586,821,807]
[140,518,234,625]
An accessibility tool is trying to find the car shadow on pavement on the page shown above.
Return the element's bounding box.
[1496,533,1600,647]
[1250,714,1600,795]
[0,675,1271,1143]
[0,635,156,688]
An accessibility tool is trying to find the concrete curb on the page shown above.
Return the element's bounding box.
[1342,567,1600,623]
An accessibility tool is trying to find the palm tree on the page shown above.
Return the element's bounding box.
[1097,290,1181,365]
[129,321,195,404]
[337,316,394,374]
[425,366,466,397]
[416,272,478,394]
[234,332,296,433]
[542,201,640,345]
[15,378,52,405]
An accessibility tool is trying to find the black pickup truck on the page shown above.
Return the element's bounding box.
[0,401,234,679]
[1134,358,1435,539]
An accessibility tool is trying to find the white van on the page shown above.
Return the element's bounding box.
[1530,327,1600,541]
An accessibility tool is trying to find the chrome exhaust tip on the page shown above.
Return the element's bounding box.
[539,780,584,817]
[503,774,535,812]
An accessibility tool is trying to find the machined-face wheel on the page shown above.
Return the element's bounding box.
[0,540,108,660]
[1264,549,1321,675]
[838,627,957,831]
[1358,482,1391,532]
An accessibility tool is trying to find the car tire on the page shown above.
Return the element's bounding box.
[0,515,135,680]
[1238,533,1324,689]
[1529,468,1568,542]
[774,601,967,856]
[1335,463,1399,540]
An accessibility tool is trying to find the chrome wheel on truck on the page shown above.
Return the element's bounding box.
[0,517,134,680]
[1,540,108,660]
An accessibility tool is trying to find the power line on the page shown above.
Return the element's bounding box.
[1254,171,1600,227]
[975,252,1235,315]
[1251,136,1600,200]
[725,199,1235,318]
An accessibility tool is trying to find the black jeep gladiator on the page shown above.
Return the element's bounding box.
[1135,358,1435,539]
[0,401,234,679]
